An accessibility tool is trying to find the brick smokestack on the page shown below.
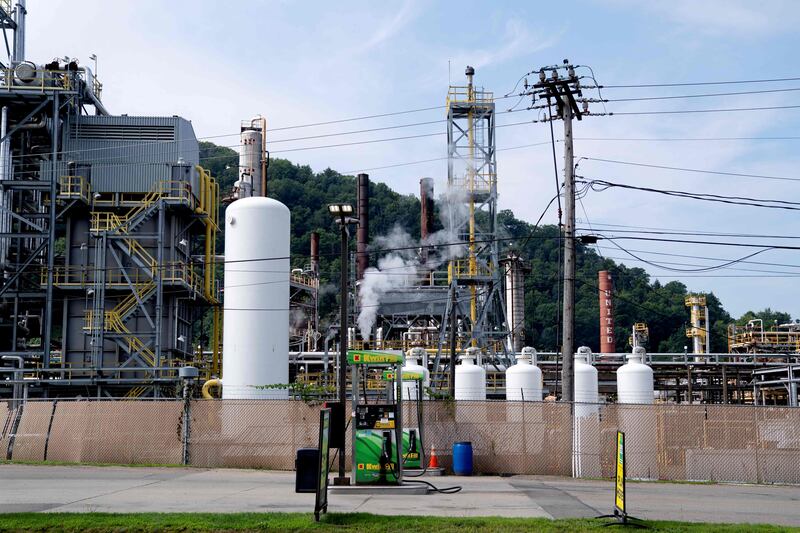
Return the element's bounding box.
[356,173,369,281]
[599,270,615,353]
[420,177,434,263]
[310,231,319,276]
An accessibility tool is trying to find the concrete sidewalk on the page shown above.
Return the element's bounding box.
[1,464,799,526]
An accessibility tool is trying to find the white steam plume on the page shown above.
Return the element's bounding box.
[356,186,470,339]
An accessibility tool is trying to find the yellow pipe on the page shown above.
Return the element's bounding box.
[202,378,222,399]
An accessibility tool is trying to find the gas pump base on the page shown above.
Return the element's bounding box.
[328,483,428,495]
[405,468,444,477]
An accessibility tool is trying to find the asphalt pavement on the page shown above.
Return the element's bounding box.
[1,464,799,526]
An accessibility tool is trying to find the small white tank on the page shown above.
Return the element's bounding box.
[574,346,599,409]
[617,346,654,404]
[401,347,430,400]
[506,346,542,401]
[455,347,486,400]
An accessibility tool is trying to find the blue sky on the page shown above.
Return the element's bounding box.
[29,0,800,319]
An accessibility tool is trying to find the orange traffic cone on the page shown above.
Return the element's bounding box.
[428,445,439,469]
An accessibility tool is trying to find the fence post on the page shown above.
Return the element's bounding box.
[181,383,192,465]
[753,404,761,484]
[43,400,58,462]
[179,367,198,466]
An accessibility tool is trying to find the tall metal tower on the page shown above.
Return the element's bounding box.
[442,66,508,359]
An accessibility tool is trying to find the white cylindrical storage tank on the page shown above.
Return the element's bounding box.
[401,347,430,400]
[506,346,543,401]
[617,346,654,404]
[455,347,486,400]
[616,346,657,479]
[574,346,599,414]
[573,346,601,478]
[222,197,290,399]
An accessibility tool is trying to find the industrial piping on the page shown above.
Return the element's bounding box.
[420,177,434,268]
[356,173,369,281]
[201,378,222,399]
[310,231,320,276]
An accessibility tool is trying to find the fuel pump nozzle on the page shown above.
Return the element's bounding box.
[378,430,393,484]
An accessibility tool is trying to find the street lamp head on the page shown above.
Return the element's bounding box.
[328,203,353,216]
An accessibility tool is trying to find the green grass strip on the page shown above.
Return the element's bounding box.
[0,513,797,532]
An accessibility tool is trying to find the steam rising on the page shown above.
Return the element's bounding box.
[356,187,469,338]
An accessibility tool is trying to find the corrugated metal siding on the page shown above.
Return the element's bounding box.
[61,115,199,194]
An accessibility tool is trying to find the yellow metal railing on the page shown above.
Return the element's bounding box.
[448,259,493,282]
[450,172,496,195]
[685,294,707,306]
[57,176,91,203]
[291,272,319,289]
[84,309,155,367]
[1,67,74,93]
[446,86,494,106]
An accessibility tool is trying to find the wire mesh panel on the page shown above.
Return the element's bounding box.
[188,399,319,469]
[8,401,53,461]
[46,400,183,464]
[419,400,572,476]
[0,398,797,484]
[0,400,13,457]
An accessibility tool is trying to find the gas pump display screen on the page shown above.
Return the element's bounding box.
[355,404,396,430]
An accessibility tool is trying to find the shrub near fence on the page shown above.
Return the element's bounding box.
[1,399,799,484]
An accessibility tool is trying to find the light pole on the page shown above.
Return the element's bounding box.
[328,203,357,485]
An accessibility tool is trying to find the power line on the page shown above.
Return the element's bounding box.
[579,157,800,183]
[578,177,800,211]
[599,76,800,89]
[603,238,775,273]
[605,86,800,102]
[579,226,800,240]
[607,104,800,116]
[574,136,800,143]
[589,242,800,270]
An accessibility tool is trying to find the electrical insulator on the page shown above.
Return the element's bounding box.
[582,99,589,113]
[523,77,528,90]
[539,69,546,83]
[551,69,558,80]
[568,66,575,79]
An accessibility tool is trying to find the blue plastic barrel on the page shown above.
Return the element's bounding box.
[452,441,473,475]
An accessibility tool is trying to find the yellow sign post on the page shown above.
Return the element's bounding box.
[597,430,644,527]
[615,431,626,515]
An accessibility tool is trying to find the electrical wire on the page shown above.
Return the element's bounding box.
[604,86,800,102]
[599,76,800,88]
[577,157,800,183]
[578,177,800,210]
[609,104,800,115]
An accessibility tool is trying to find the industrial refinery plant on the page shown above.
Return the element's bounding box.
[0,1,798,412]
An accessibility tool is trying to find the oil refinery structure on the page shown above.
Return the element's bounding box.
[0,1,798,406]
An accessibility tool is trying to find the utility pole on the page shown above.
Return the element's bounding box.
[561,96,575,401]
[522,59,593,401]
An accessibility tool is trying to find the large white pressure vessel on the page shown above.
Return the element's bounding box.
[222,197,290,399]
[401,347,430,400]
[455,347,486,400]
[574,346,599,409]
[506,346,542,401]
[617,346,654,404]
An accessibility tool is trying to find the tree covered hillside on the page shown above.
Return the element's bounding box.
[200,141,791,353]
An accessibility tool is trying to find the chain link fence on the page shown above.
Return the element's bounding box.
[1,398,798,484]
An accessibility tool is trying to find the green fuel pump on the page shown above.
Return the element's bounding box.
[348,350,405,485]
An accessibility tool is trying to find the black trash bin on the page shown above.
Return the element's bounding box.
[295,447,320,493]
